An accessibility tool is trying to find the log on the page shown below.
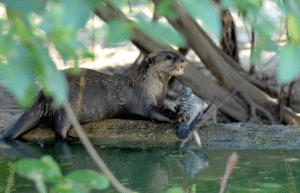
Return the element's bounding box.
[15,120,300,150]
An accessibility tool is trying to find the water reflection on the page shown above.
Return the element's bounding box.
[0,139,299,192]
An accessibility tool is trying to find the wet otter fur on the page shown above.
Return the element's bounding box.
[1,51,187,140]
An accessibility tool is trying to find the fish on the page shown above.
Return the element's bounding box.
[176,86,214,139]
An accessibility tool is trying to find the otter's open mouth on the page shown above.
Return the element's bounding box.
[171,62,187,76]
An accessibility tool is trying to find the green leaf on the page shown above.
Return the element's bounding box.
[135,15,186,46]
[278,43,300,83]
[65,170,110,190]
[106,19,133,44]
[183,0,221,38]
[282,0,300,15]
[46,3,65,29]
[61,0,93,29]
[51,29,78,63]
[251,34,277,65]
[108,0,127,10]
[16,159,44,180]
[287,14,300,45]
[166,187,185,193]
[221,0,236,8]
[0,45,39,109]
[245,0,263,6]
[52,182,89,193]
[253,15,275,37]
[157,0,177,18]
[33,43,68,108]
[40,155,63,183]
[51,183,73,193]
[221,0,262,17]
[16,158,49,193]
[82,52,95,60]
[0,23,14,55]
[10,16,33,42]
[2,0,47,14]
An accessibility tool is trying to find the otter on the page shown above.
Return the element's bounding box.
[1,51,187,140]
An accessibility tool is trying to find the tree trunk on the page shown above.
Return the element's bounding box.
[220,9,240,64]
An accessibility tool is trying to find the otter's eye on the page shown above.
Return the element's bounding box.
[166,55,173,60]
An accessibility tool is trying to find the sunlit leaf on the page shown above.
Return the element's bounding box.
[51,183,73,193]
[61,0,93,29]
[166,187,184,193]
[287,14,300,45]
[278,43,300,83]
[221,0,236,7]
[33,43,68,108]
[2,0,47,14]
[135,15,186,46]
[157,0,177,18]
[46,3,65,29]
[52,182,89,193]
[51,29,79,63]
[221,0,262,17]
[65,170,110,190]
[40,155,63,183]
[106,19,133,44]
[16,159,43,180]
[281,0,300,15]
[82,52,95,60]
[253,16,275,37]
[182,0,221,38]
[0,26,14,56]
[0,67,38,109]
[245,0,263,6]
[251,35,277,65]
[10,16,32,42]
[0,45,39,109]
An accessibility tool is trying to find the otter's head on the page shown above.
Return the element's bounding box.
[139,51,187,78]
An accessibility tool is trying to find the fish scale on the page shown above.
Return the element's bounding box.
[176,86,211,139]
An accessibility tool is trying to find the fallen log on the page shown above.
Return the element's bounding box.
[14,120,300,150]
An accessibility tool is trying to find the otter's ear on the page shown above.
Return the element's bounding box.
[145,53,156,65]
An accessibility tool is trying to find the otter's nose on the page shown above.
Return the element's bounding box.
[180,58,186,63]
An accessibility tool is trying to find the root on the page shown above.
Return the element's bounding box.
[239,90,276,124]
[278,84,286,122]
[287,81,295,107]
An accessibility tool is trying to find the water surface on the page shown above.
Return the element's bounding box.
[0,140,299,192]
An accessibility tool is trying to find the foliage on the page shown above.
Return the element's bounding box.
[0,0,222,109]
[182,0,221,37]
[0,0,97,108]
[16,155,110,193]
[166,186,185,193]
[0,0,300,108]
[222,0,300,83]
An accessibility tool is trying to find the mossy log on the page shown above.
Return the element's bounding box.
[19,120,300,149]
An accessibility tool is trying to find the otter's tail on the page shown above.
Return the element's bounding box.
[0,94,47,140]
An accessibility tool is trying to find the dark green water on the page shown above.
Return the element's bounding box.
[0,140,300,192]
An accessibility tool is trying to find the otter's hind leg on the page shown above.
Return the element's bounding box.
[54,109,77,141]
[0,99,45,140]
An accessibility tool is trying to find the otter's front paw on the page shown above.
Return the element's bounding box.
[174,111,187,123]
